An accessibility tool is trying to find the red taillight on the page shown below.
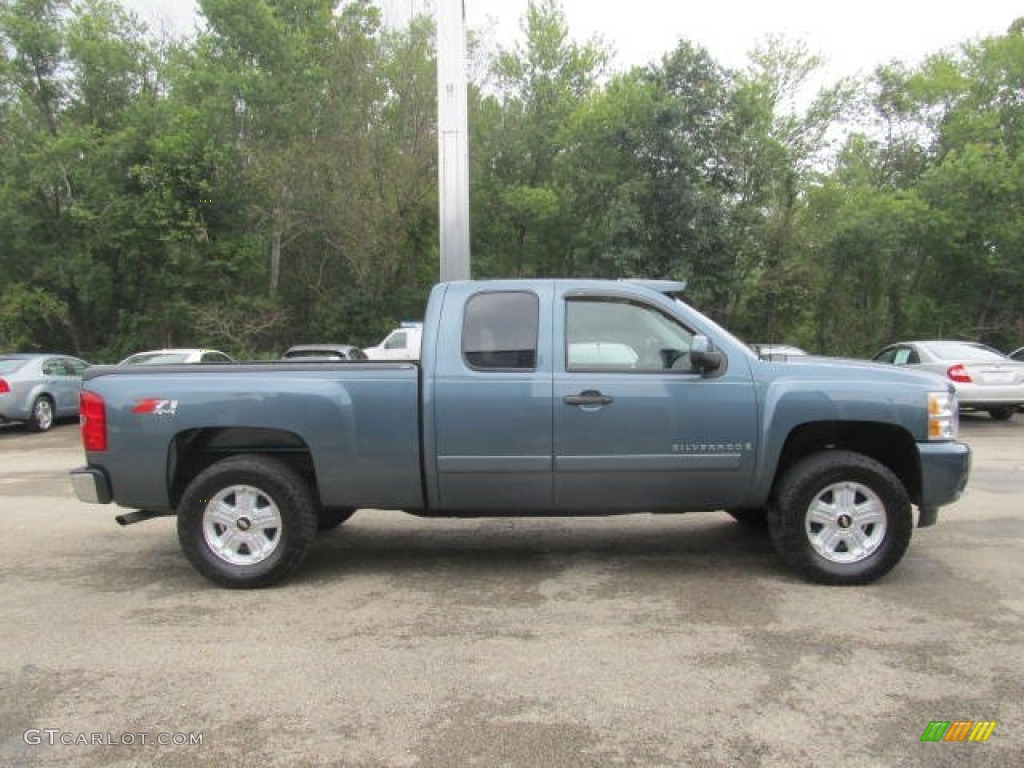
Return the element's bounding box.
[79,391,107,452]
[0,378,9,394]
[947,364,973,383]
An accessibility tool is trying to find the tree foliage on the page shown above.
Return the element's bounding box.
[1,1,1022,359]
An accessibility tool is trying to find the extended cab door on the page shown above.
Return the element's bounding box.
[428,283,554,511]
[553,288,758,511]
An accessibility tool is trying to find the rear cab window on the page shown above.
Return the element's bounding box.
[462,291,539,371]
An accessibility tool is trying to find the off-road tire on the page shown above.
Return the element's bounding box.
[177,455,318,588]
[768,450,912,585]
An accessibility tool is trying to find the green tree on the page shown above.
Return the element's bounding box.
[0,0,180,357]
[813,21,1024,352]
[723,37,854,344]
[473,0,608,277]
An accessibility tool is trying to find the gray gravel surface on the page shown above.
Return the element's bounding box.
[1,417,1022,766]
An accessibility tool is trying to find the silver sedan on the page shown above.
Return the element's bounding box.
[0,354,89,432]
[872,340,1024,420]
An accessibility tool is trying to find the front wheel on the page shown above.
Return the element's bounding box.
[768,450,912,585]
[988,407,1014,421]
[177,455,318,588]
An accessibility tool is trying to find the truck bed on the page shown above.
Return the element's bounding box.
[81,361,424,512]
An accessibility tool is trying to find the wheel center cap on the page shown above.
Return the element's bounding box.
[837,514,853,529]
[236,517,252,532]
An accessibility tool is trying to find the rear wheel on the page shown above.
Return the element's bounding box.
[768,450,912,585]
[177,455,318,588]
[988,407,1014,421]
[26,396,54,432]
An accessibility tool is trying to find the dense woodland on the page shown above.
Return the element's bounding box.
[2,0,1023,361]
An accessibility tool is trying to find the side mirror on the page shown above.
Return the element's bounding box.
[690,335,723,374]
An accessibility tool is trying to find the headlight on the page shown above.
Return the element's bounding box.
[928,391,958,440]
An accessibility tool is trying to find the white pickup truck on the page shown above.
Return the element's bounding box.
[363,322,423,360]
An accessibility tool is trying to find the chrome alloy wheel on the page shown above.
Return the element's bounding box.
[804,481,887,564]
[34,398,54,431]
[202,484,283,566]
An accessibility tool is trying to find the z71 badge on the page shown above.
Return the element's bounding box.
[131,398,179,416]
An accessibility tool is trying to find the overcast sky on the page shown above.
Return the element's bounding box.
[121,0,1022,81]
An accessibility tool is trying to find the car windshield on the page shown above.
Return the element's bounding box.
[123,353,190,365]
[923,342,1009,362]
[0,358,31,373]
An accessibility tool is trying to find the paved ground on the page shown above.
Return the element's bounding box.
[1,416,1022,767]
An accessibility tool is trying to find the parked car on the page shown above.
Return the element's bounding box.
[281,344,367,361]
[0,353,90,432]
[872,340,1024,420]
[119,349,234,365]
[364,322,423,360]
[750,343,808,359]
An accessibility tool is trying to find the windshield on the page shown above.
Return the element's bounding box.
[923,342,1009,362]
[673,298,756,358]
[122,353,190,365]
[0,359,30,374]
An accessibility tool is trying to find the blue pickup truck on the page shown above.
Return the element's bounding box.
[71,279,970,588]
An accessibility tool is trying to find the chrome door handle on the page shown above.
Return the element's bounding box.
[563,390,614,407]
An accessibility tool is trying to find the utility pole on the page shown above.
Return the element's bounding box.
[436,0,471,281]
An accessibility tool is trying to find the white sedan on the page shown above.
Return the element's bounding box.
[119,348,234,365]
[872,340,1024,420]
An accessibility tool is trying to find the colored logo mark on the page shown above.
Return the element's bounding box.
[920,720,996,742]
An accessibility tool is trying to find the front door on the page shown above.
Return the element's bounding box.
[553,293,757,511]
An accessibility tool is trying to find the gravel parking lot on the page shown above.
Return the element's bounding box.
[1,417,1022,767]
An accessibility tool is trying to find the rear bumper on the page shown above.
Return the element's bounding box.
[917,441,971,512]
[70,466,112,504]
[955,382,1024,407]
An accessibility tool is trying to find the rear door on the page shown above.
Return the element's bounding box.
[428,283,554,511]
[40,357,77,415]
[553,288,758,511]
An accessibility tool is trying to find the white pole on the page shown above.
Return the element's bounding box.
[436,0,471,281]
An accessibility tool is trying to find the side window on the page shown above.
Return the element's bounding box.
[384,332,407,350]
[462,291,539,370]
[874,348,897,364]
[42,359,64,376]
[65,358,88,375]
[893,348,913,365]
[566,298,695,372]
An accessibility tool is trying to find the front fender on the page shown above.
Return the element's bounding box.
[749,378,926,503]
